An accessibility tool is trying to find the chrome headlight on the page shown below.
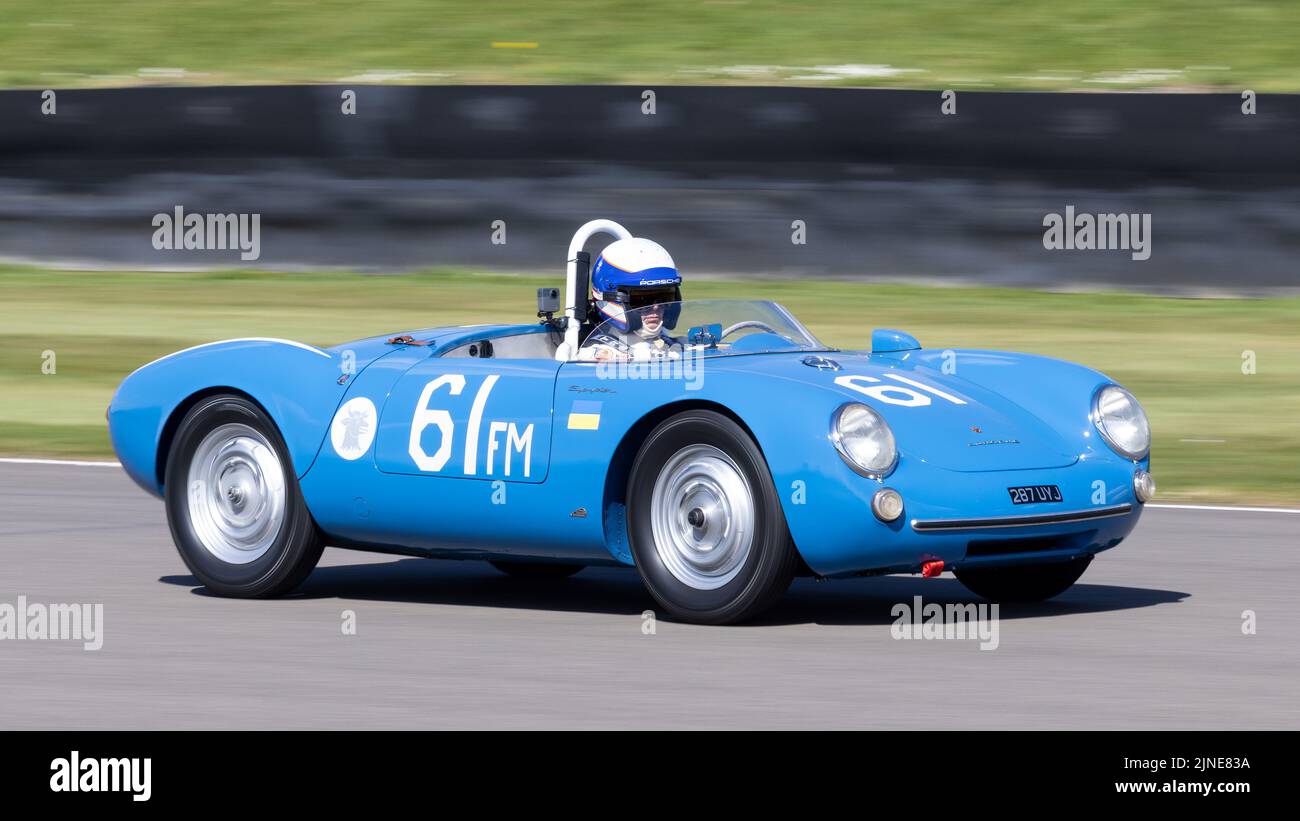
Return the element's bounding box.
[831,403,897,478]
[1092,385,1151,460]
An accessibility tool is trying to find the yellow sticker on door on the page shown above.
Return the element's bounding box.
[567,400,602,431]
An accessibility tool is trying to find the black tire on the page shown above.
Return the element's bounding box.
[490,560,584,579]
[164,394,325,597]
[627,410,797,625]
[954,556,1092,603]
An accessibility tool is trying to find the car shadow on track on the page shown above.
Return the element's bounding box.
[160,555,1188,627]
[761,575,1188,627]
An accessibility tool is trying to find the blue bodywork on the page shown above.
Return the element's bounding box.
[108,314,1148,578]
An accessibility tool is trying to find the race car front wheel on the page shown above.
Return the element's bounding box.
[164,394,325,597]
[954,556,1092,603]
[627,410,797,625]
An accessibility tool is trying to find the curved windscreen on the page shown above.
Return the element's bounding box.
[578,299,826,361]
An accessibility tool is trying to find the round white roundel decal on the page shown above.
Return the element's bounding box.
[330,397,377,461]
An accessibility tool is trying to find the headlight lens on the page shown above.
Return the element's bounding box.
[1092,385,1151,460]
[831,403,897,477]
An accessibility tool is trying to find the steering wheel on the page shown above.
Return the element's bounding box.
[720,320,782,339]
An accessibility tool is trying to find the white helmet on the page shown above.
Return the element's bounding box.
[589,237,682,334]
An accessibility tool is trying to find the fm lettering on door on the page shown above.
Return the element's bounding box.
[408,374,534,477]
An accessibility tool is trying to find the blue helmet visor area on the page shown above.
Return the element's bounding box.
[592,285,681,333]
[622,299,684,334]
[603,285,680,310]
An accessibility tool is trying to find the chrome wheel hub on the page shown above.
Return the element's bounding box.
[650,444,755,590]
[186,423,286,564]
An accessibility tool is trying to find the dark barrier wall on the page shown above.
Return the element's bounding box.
[1,86,1297,292]
[1,85,1297,181]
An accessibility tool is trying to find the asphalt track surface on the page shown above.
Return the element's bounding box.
[2,462,1296,730]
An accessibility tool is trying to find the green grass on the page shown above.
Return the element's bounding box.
[3,265,1297,504]
[3,1,1298,90]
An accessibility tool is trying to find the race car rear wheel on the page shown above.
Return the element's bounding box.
[954,556,1092,603]
[164,394,325,597]
[627,410,797,624]
[489,560,584,579]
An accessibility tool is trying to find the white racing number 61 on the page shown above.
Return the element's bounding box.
[834,373,967,407]
[407,373,529,477]
[408,374,465,471]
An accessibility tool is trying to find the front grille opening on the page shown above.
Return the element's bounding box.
[965,532,1092,558]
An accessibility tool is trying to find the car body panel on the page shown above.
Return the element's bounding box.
[108,314,1149,579]
[374,357,558,482]
[109,338,376,495]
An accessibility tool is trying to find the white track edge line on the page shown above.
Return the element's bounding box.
[1147,503,1300,514]
[0,457,122,468]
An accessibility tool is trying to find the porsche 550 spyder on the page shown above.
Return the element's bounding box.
[108,219,1153,624]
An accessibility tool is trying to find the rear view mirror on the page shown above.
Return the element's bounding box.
[687,323,723,347]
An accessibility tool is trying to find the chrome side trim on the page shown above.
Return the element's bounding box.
[911,503,1134,532]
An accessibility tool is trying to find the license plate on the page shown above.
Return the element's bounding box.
[1007,484,1063,505]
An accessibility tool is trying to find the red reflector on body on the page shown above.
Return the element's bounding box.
[921,560,944,578]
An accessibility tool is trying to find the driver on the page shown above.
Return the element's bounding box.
[580,237,683,362]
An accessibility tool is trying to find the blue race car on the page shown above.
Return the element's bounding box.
[108,220,1154,624]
